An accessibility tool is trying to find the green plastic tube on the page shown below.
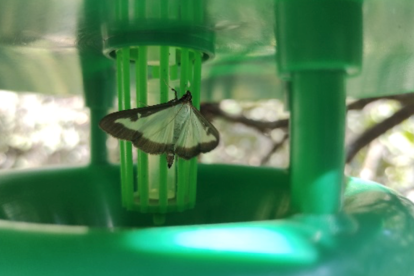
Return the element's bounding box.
[136,46,149,212]
[189,51,202,207]
[159,45,170,212]
[116,49,127,207]
[290,70,346,214]
[89,108,108,165]
[117,48,134,209]
[177,48,191,211]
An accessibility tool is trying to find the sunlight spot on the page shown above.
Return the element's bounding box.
[63,129,80,148]
[220,99,242,115]
[225,145,238,157]
[175,228,294,254]
[249,107,265,120]
[360,168,374,180]
[407,190,414,203]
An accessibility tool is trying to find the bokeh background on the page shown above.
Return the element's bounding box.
[0,90,413,202]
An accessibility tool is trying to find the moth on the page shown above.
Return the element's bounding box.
[99,90,220,168]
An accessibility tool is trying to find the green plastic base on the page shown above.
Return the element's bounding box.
[0,164,290,227]
[0,164,413,275]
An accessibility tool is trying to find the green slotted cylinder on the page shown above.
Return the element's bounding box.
[115,46,203,223]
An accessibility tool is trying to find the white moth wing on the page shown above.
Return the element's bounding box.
[115,106,180,143]
[174,105,220,160]
[113,105,182,154]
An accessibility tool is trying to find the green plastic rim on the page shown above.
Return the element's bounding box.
[102,0,214,63]
[103,28,214,62]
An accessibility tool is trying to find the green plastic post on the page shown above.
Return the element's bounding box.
[189,52,202,207]
[136,46,149,212]
[116,49,127,207]
[177,48,191,211]
[81,66,116,166]
[117,48,134,208]
[275,0,362,214]
[89,109,108,165]
[290,71,346,213]
[159,45,169,212]
[135,0,146,18]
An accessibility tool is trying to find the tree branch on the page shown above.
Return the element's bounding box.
[347,93,414,111]
[201,93,414,165]
[201,103,288,133]
[260,133,289,165]
[346,103,414,163]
